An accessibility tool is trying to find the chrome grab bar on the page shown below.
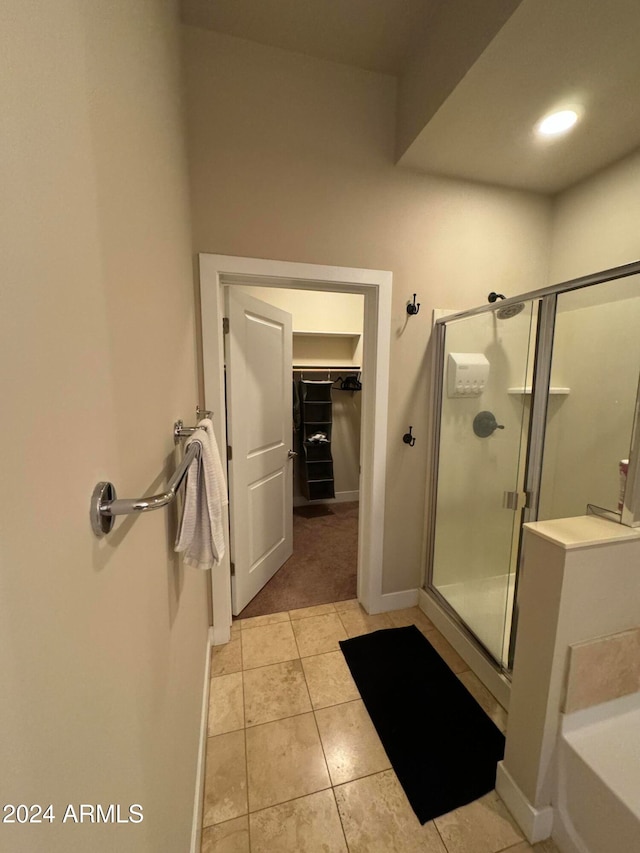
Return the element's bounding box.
[104,441,201,517]
[90,415,208,537]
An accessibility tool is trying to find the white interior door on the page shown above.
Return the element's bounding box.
[225,289,293,614]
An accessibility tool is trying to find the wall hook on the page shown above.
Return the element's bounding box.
[406,294,420,315]
[403,426,416,446]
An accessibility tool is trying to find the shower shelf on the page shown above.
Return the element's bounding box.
[508,386,571,395]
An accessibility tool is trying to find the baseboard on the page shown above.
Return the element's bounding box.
[418,588,511,711]
[190,627,213,853]
[495,762,554,844]
[293,490,359,507]
[369,588,419,613]
[212,621,231,646]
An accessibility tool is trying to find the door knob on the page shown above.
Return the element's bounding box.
[288,450,298,459]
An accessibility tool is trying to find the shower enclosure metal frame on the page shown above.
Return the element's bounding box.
[425,259,640,677]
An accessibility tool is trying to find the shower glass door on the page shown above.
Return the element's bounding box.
[429,301,536,667]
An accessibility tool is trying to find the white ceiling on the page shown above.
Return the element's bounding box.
[181,0,640,195]
[399,0,640,193]
[180,0,441,75]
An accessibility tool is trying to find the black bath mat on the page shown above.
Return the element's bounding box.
[339,625,505,824]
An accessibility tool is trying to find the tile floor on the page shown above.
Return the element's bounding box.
[202,601,558,853]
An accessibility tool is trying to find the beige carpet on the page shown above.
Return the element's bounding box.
[238,502,358,619]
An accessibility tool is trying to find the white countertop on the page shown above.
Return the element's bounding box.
[524,515,640,550]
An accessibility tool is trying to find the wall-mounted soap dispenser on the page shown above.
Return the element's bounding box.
[447,353,490,398]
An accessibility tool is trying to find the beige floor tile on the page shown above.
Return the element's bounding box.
[289,602,336,620]
[201,815,249,853]
[246,713,330,811]
[292,612,348,657]
[503,841,561,853]
[249,789,347,853]
[230,622,242,638]
[388,606,436,633]
[301,651,360,709]
[338,608,393,638]
[315,699,391,785]
[334,769,446,853]
[457,671,508,734]
[423,629,469,674]
[211,636,243,677]
[434,791,524,853]
[333,598,361,613]
[241,621,299,670]
[203,731,247,827]
[244,659,311,726]
[533,841,562,853]
[208,672,245,736]
[236,611,290,630]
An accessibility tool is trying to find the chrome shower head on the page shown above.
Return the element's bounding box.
[496,302,526,320]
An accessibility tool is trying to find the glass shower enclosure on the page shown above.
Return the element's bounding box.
[425,262,640,675]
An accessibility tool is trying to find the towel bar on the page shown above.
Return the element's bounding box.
[90,419,205,537]
[174,407,212,442]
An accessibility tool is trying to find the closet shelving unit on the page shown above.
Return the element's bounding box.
[292,330,361,371]
[299,380,336,501]
[293,329,362,502]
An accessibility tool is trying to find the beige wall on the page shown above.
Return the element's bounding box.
[0,2,207,851]
[549,146,640,283]
[537,148,640,520]
[539,281,640,520]
[182,27,552,594]
[236,286,364,338]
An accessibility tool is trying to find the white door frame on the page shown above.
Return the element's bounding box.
[199,253,392,645]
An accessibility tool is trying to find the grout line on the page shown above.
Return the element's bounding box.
[336,610,350,635]
[311,696,363,713]
[289,621,304,659]
[331,767,394,792]
[297,625,347,846]
[330,785,351,852]
[239,631,251,852]
[245,706,315,730]
[297,652,314,713]
[237,599,362,629]
[289,602,337,618]
[246,783,333,817]
[495,840,531,852]
[310,703,333,787]
[432,816,449,852]
[239,599,366,630]
[237,615,292,631]
[242,653,299,672]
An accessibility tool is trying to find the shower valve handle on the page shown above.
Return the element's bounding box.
[473,411,504,438]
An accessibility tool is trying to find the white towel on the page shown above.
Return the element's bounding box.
[175,418,228,570]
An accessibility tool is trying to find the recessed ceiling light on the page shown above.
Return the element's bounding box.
[536,108,580,137]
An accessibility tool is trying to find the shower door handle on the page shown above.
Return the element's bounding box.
[503,490,528,510]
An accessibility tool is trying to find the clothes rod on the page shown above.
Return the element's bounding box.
[90,426,203,537]
[293,366,361,372]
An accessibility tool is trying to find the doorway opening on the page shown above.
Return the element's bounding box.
[199,254,392,645]
[232,284,365,619]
